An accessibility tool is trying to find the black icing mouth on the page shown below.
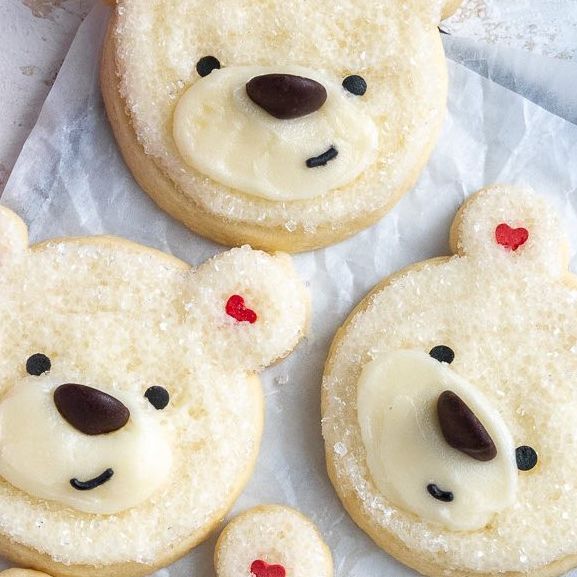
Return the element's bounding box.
[427,483,454,503]
[306,146,338,168]
[70,468,114,491]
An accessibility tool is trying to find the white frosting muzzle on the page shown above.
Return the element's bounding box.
[357,350,517,531]
[0,377,172,514]
[173,65,378,201]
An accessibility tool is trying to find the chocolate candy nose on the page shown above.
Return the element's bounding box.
[246,74,327,120]
[437,390,497,462]
[54,384,130,436]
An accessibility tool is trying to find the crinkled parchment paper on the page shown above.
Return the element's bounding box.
[2,3,577,576]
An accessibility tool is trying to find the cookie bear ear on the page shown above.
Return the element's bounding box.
[215,505,333,577]
[185,247,309,372]
[418,0,462,21]
[441,0,463,19]
[0,206,28,263]
[449,185,568,277]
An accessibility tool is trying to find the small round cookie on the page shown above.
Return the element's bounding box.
[215,506,333,577]
[323,186,577,577]
[101,0,462,252]
[0,207,308,577]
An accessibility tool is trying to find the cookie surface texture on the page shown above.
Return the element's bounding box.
[215,505,333,577]
[0,207,308,577]
[322,185,577,577]
[102,0,460,252]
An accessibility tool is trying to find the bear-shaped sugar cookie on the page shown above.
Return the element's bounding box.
[215,505,333,577]
[101,0,462,253]
[0,207,308,577]
[322,186,577,577]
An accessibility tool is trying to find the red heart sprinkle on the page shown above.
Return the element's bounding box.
[226,295,257,324]
[495,223,529,251]
[250,560,286,577]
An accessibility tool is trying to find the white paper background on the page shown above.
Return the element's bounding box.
[2,3,577,576]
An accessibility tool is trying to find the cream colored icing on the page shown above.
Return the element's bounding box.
[357,350,517,531]
[173,65,378,202]
[0,376,172,514]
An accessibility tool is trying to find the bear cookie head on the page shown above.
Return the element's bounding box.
[105,0,462,251]
[0,207,308,576]
[323,186,577,577]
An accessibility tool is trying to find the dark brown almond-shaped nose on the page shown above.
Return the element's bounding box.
[54,384,130,436]
[246,74,327,120]
[437,390,497,462]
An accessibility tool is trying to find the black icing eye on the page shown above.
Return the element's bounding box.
[516,446,538,471]
[429,345,455,364]
[145,386,170,410]
[342,75,367,96]
[26,353,51,376]
[196,56,221,77]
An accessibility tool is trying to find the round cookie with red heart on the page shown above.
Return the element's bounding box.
[322,185,577,577]
[214,505,333,577]
[0,207,308,577]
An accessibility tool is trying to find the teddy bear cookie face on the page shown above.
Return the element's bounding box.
[323,187,577,575]
[215,506,333,577]
[0,365,173,514]
[111,0,454,242]
[357,349,518,532]
[174,64,378,201]
[0,208,308,570]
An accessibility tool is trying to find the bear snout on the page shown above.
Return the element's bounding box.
[53,383,130,436]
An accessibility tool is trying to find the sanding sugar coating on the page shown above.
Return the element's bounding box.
[0,207,308,572]
[215,505,333,577]
[322,186,577,576]
[108,0,458,250]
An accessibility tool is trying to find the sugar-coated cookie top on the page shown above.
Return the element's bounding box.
[323,186,577,573]
[215,505,333,577]
[0,207,308,565]
[114,0,452,229]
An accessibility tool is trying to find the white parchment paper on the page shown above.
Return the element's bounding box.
[2,3,577,576]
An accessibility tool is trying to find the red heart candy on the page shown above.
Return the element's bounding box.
[226,295,257,324]
[495,223,529,251]
[250,560,286,577]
